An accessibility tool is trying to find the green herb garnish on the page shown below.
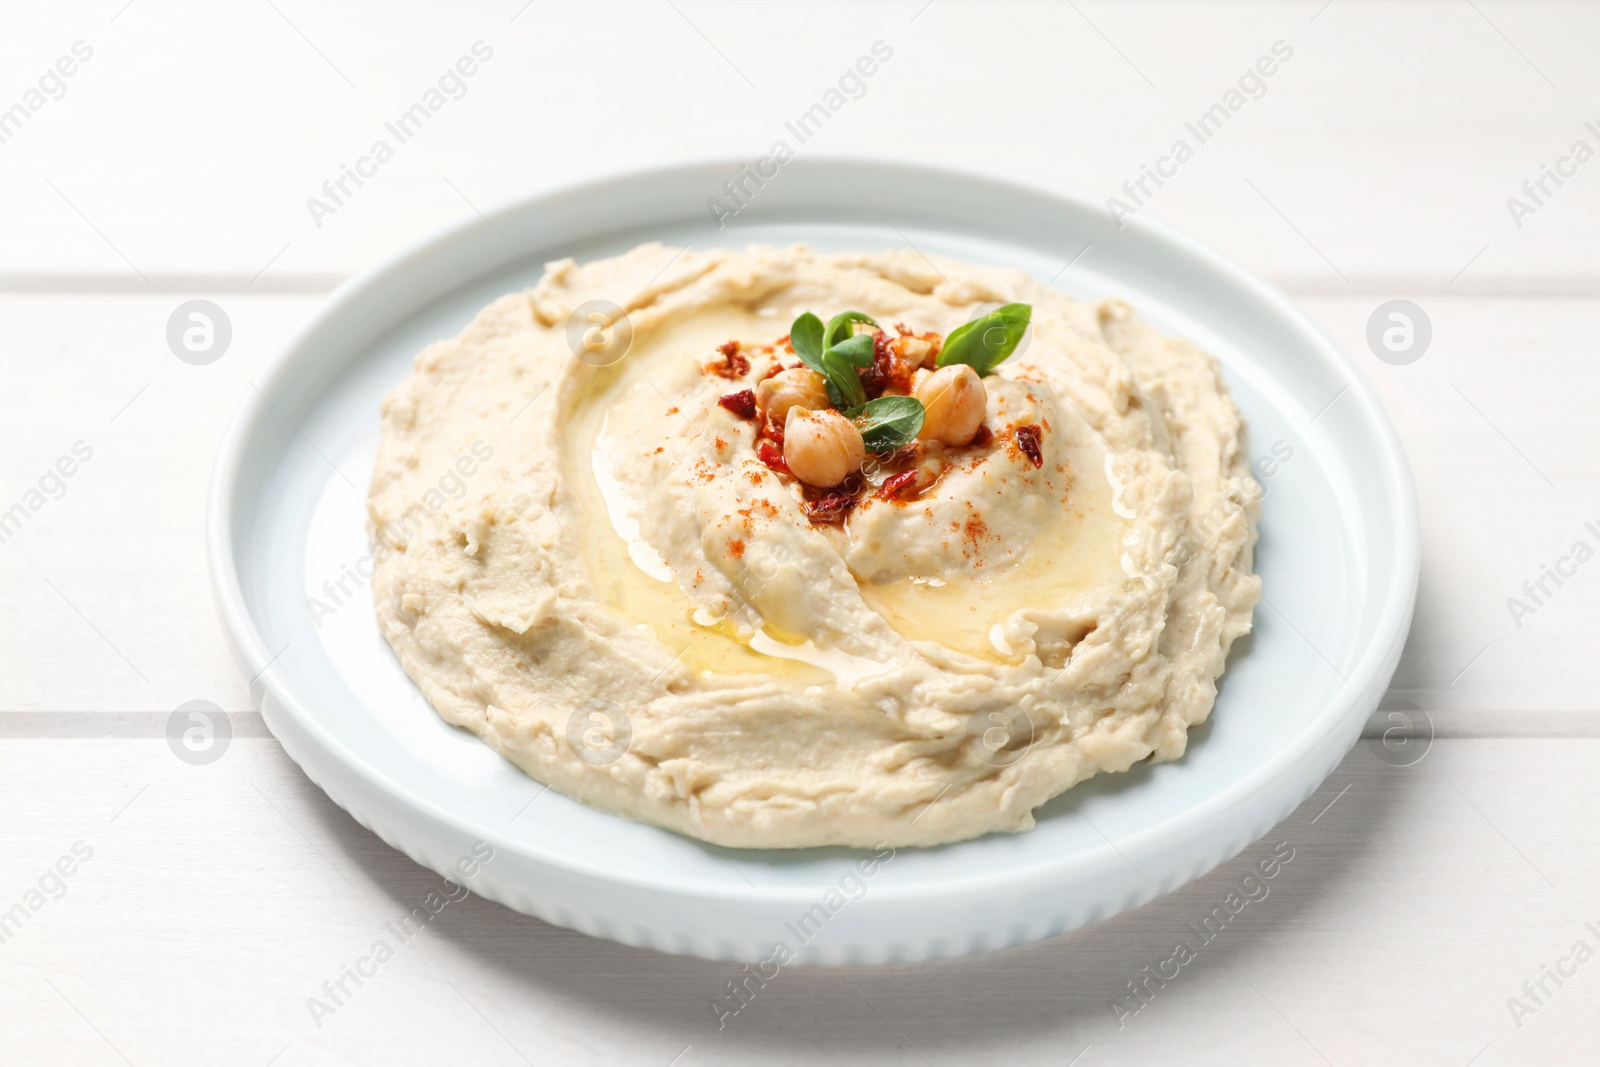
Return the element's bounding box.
[821,348,866,410]
[789,312,825,373]
[826,332,875,367]
[794,309,876,410]
[823,310,877,350]
[791,308,917,426]
[853,395,925,452]
[938,303,1031,376]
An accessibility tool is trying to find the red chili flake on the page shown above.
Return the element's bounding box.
[860,330,915,400]
[756,439,790,476]
[1016,424,1044,468]
[710,340,750,379]
[802,492,858,524]
[718,389,757,419]
[879,469,920,501]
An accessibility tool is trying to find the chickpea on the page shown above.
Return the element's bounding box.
[756,367,829,425]
[894,335,935,368]
[914,364,987,446]
[783,407,865,488]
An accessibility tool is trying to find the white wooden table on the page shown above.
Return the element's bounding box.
[4,2,1598,1063]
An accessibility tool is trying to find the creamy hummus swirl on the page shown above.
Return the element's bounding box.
[368,244,1260,848]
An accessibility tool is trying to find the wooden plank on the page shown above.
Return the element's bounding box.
[0,736,1594,1064]
[0,294,305,716]
[0,2,1598,288]
[1297,295,1600,723]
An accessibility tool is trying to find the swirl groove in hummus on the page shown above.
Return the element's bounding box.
[368,244,1260,848]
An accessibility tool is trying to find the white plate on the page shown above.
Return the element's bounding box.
[209,157,1417,965]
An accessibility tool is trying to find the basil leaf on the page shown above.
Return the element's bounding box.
[790,312,825,373]
[820,348,866,410]
[826,332,876,367]
[937,303,1032,376]
[853,395,925,452]
[823,310,877,350]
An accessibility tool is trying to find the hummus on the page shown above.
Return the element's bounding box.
[368,244,1260,849]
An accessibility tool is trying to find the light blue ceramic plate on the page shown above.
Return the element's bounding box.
[209,157,1417,965]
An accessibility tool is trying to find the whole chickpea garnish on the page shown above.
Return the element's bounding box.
[914,364,988,446]
[783,407,865,488]
[756,367,830,426]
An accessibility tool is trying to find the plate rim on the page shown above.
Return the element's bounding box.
[207,153,1419,908]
